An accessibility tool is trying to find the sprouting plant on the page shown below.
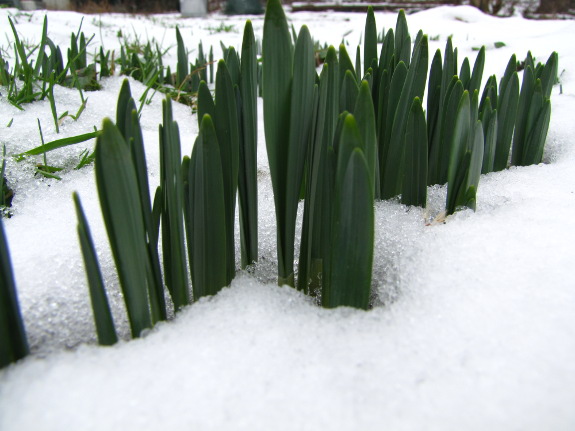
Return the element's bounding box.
[263,0,316,287]
[207,22,237,34]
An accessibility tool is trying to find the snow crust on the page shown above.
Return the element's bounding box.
[1,5,574,430]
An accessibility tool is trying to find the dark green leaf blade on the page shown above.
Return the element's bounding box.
[73,192,117,346]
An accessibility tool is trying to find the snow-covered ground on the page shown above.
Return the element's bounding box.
[1,5,574,430]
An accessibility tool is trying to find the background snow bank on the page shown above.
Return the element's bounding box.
[0,5,574,430]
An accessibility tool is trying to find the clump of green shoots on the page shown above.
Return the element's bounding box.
[2,16,102,110]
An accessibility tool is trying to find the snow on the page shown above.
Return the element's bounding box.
[1,5,575,430]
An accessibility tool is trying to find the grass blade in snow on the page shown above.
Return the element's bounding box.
[446,91,484,215]
[468,46,485,95]
[512,51,557,166]
[354,80,377,193]
[159,98,189,309]
[382,35,428,199]
[327,115,374,309]
[263,0,292,284]
[494,55,519,171]
[264,0,315,286]
[394,10,411,67]
[0,217,29,369]
[282,25,315,286]
[95,119,152,337]
[340,69,359,114]
[427,49,442,147]
[338,43,356,87]
[480,101,497,174]
[214,60,240,283]
[298,48,339,292]
[379,61,407,191]
[175,27,189,90]
[115,80,165,321]
[402,97,427,207]
[364,7,378,76]
[239,20,258,268]
[17,131,100,158]
[522,82,551,165]
[188,115,227,298]
[197,80,216,126]
[73,192,117,346]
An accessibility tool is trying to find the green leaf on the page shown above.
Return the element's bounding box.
[479,74,498,114]
[402,97,428,207]
[338,42,356,80]
[95,119,152,337]
[238,20,259,269]
[380,61,407,188]
[480,102,497,174]
[225,47,241,87]
[280,25,315,286]
[378,28,394,75]
[355,45,362,82]
[459,57,470,89]
[126,106,166,323]
[354,80,377,194]
[364,6,378,79]
[175,26,189,88]
[328,143,374,310]
[17,131,100,158]
[511,65,534,166]
[431,77,463,186]
[214,60,240,284]
[468,46,485,95]
[73,192,117,346]
[394,10,411,67]
[540,51,558,99]
[447,91,471,215]
[197,80,216,127]
[427,49,442,146]
[188,115,228,299]
[494,70,519,171]
[298,48,339,292]
[340,69,359,113]
[0,217,29,368]
[464,121,484,211]
[159,98,189,309]
[522,82,551,165]
[382,35,428,199]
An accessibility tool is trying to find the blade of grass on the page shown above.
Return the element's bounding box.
[73,192,118,346]
[238,20,258,268]
[0,217,29,368]
[95,118,152,337]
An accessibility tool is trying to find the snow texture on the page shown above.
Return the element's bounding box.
[0,5,574,430]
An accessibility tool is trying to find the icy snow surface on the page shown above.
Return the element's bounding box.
[1,5,575,430]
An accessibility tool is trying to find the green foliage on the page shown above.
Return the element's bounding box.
[402,97,428,207]
[326,115,374,309]
[381,34,428,199]
[95,118,154,337]
[238,21,259,268]
[159,98,189,310]
[511,51,557,166]
[263,0,315,286]
[212,60,240,284]
[186,115,228,298]
[73,193,118,346]
[0,217,29,369]
[298,47,339,294]
[493,55,519,171]
[446,91,484,215]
